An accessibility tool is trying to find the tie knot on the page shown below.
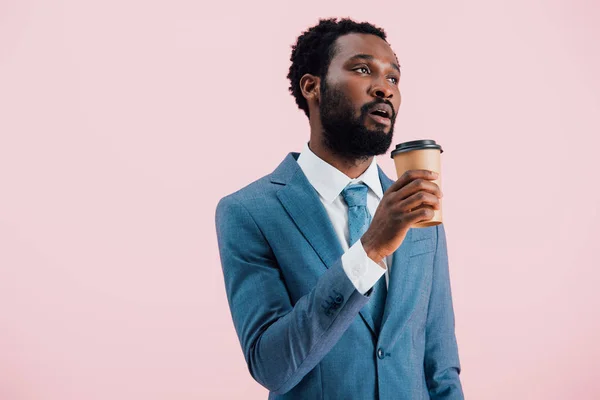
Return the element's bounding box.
[341,183,369,208]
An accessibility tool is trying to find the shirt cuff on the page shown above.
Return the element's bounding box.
[341,239,386,295]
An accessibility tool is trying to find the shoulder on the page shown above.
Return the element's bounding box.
[216,152,299,216]
[215,169,288,227]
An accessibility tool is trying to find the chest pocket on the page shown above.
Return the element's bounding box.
[409,238,435,258]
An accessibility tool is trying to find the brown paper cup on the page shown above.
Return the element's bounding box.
[390,140,443,228]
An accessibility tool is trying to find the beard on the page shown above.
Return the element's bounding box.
[319,80,396,162]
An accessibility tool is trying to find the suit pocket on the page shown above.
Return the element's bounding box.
[409,238,435,258]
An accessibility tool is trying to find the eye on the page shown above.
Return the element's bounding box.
[388,76,399,84]
[354,66,370,74]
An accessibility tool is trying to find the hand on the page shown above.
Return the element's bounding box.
[361,169,442,263]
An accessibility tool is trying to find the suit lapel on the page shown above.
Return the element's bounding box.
[272,153,380,334]
[377,166,435,340]
[273,153,344,270]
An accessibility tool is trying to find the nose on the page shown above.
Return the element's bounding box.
[369,79,394,99]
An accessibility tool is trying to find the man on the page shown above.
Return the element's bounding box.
[215,18,464,399]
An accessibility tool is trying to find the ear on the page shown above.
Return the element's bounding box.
[300,74,321,104]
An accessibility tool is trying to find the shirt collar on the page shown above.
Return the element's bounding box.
[296,141,384,204]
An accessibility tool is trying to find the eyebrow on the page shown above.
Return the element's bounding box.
[346,54,401,73]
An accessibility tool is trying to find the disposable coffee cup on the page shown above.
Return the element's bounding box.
[390,140,444,228]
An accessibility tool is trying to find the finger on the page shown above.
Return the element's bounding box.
[401,192,441,212]
[385,169,439,195]
[407,205,436,223]
[395,179,442,202]
[411,203,440,211]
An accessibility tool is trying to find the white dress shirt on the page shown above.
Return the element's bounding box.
[296,141,393,295]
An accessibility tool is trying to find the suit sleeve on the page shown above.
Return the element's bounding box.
[215,196,370,395]
[424,223,465,399]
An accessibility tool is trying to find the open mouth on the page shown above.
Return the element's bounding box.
[370,109,390,119]
[368,109,391,125]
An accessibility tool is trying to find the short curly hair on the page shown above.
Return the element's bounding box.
[287,18,389,118]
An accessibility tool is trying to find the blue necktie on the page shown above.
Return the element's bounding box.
[341,183,387,332]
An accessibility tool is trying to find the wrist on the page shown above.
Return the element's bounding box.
[361,239,384,265]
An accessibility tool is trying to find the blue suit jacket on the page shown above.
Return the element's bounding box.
[215,152,464,399]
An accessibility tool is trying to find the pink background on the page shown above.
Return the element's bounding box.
[1,0,599,399]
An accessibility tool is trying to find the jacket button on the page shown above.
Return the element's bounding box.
[377,348,385,359]
[332,290,344,304]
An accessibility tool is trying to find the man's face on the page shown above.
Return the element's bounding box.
[318,33,401,161]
